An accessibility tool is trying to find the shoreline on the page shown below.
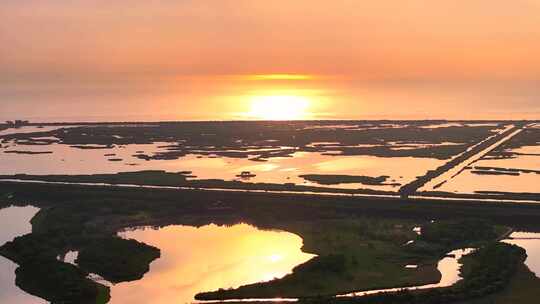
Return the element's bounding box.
[1,178,539,205]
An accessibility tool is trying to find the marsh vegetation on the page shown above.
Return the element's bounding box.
[2,181,540,303]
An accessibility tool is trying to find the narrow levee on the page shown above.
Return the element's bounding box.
[399,122,530,197]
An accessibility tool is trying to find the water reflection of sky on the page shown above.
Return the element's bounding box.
[340,248,474,297]
[0,206,45,304]
[111,224,315,304]
[504,232,540,278]
[437,145,540,194]
[0,126,75,136]
[0,141,443,192]
[2,122,536,194]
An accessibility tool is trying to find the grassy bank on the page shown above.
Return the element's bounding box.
[296,243,527,304]
[196,219,504,300]
[0,181,539,303]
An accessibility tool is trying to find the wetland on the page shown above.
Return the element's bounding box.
[1,120,540,304]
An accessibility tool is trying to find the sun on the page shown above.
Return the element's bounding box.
[247,95,311,120]
[268,254,284,263]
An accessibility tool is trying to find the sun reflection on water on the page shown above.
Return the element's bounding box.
[111,223,315,304]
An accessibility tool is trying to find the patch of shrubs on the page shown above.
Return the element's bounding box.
[77,236,161,283]
[293,254,347,274]
[302,243,525,304]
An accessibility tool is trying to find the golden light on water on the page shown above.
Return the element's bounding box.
[247,95,312,120]
[268,254,284,263]
[111,224,315,304]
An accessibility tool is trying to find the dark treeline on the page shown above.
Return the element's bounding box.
[2,121,504,161]
[3,181,540,228]
[300,243,526,304]
[0,181,539,303]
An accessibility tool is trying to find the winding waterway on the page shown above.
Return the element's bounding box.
[338,248,474,298]
[3,209,539,303]
[0,206,45,304]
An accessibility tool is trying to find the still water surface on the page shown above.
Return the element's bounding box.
[0,206,45,304]
[109,224,315,304]
[438,149,540,194]
[0,126,72,137]
[504,232,540,278]
[0,140,442,192]
[3,209,540,303]
[339,248,474,297]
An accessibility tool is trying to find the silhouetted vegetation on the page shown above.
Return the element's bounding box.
[195,218,506,301]
[299,243,526,304]
[3,150,53,155]
[299,174,400,186]
[0,233,63,262]
[0,171,401,196]
[77,237,160,283]
[295,254,347,274]
[421,219,499,246]
[464,263,540,304]
[491,127,540,154]
[15,260,110,304]
[1,180,539,303]
[0,233,110,304]
[399,124,523,197]
[2,121,503,161]
[405,219,502,259]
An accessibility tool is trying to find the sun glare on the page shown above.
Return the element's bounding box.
[248,74,314,81]
[268,254,284,263]
[247,95,311,120]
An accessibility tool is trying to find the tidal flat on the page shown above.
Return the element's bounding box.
[437,126,540,195]
[0,121,504,191]
[1,120,540,304]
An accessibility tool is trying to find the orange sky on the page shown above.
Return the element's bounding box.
[1,1,540,121]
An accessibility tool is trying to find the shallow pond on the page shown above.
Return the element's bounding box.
[167,152,442,191]
[107,223,474,304]
[504,232,540,277]
[0,125,73,137]
[106,223,315,304]
[0,206,45,304]
[436,148,540,194]
[0,139,443,191]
